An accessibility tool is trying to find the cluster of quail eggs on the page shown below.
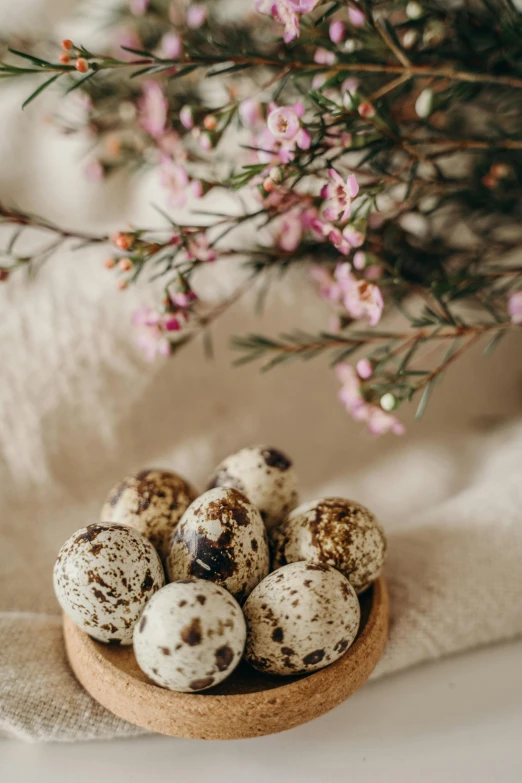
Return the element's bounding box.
[54,446,386,693]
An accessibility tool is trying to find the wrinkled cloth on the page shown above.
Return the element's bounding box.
[1,0,522,744]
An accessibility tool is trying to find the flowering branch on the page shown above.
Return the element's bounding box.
[1,0,522,434]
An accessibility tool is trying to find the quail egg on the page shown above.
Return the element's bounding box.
[243,562,360,676]
[207,446,298,530]
[100,469,197,559]
[53,523,165,644]
[133,579,246,692]
[166,487,270,603]
[280,497,386,593]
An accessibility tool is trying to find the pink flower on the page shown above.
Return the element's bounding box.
[187,4,207,28]
[310,265,341,302]
[340,274,384,326]
[255,0,319,43]
[348,5,365,27]
[296,127,311,149]
[179,105,194,129]
[314,47,336,65]
[356,358,373,379]
[132,306,171,361]
[267,105,301,141]
[335,362,404,435]
[160,32,183,59]
[366,407,405,436]
[160,160,189,207]
[329,20,345,43]
[187,233,217,262]
[353,250,366,270]
[239,98,263,127]
[276,211,303,252]
[342,225,365,248]
[139,81,167,139]
[171,290,197,308]
[322,169,359,222]
[508,291,522,324]
[358,101,376,119]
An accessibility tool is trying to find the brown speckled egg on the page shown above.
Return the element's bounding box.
[100,469,197,560]
[133,579,246,692]
[243,562,360,676]
[166,487,270,603]
[280,498,386,593]
[207,446,298,530]
[53,523,165,644]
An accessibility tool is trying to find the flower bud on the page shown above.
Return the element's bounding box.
[329,20,345,44]
[118,257,133,272]
[0,268,9,282]
[406,1,423,19]
[203,114,217,131]
[59,53,70,64]
[61,39,73,50]
[75,58,89,73]
[380,393,397,412]
[415,88,434,119]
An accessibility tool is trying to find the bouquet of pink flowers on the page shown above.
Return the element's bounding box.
[1,0,521,434]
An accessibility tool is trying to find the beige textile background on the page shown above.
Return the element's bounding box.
[1,0,522,742]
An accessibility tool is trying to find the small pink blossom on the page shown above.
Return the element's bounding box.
[314,47,336,65]
[342,225,365,248]
[191,180,204,198]
[171,290,197,308]
[366,407,405,436]
[187,233,217,262]
[297,127,311,149]
[139,81,168,138]
[335,362,404,435]
[132,306,171,361]
[239,98,263,127]
[322,169,359,222]
[160,32,183,59]
[179,105,194,129]
[160,160,189,207]
[327,226,352,255]
[353,251,366,270]
[267,105,301,141]
[341,274,384,326]
[276,211,303,252]
[310,265,340,302]
[348,5,366,27]
[255,0,319,43]
[356,358,373,379]
[508,291,522,324]
[163,315,181,331]
[187,4,207,28]
[329,20,345,43]
[200,132,213,151]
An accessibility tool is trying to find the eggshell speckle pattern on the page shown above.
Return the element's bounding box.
[243,562,360,676]
[281,498,386,593]
[133,579,246,692]
[53,523,165,644]
[100,469,197,560]
[166,487,270,604]
[207,446,298,530]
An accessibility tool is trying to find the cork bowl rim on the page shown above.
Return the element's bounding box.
[63,576,388,740]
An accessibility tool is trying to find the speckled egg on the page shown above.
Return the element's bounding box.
[280,497,386,593]
[243,562,360,676]
[133,579,246,692]
[100,469,197,560]
[166,487,270,603]
[206,446,298,530]
[53,523,165,644]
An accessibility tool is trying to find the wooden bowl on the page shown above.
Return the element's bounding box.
[63,577,388,740]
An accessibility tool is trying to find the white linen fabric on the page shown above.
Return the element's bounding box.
[1,0,522,744]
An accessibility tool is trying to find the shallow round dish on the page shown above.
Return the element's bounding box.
[63,577,388,740]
